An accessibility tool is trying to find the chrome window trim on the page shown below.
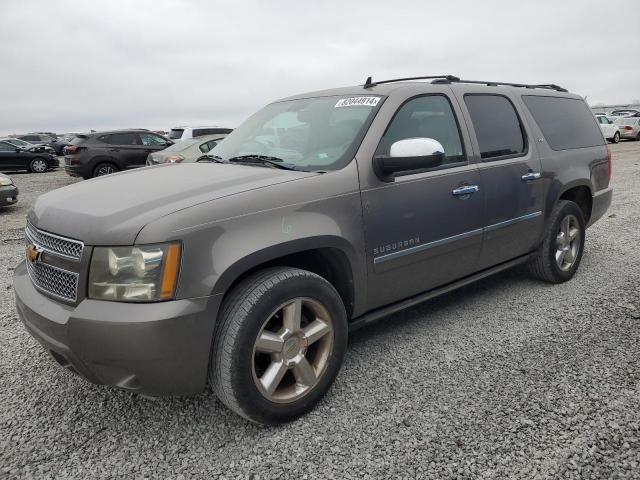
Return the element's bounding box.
[373,211,543,264]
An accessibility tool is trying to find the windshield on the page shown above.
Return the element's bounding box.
[209,95,382,171]
[5,138,30,147]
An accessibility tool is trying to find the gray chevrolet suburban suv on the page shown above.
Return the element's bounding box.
[14,75,612,424]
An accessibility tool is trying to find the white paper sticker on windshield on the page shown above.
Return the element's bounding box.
[334,97,380,108]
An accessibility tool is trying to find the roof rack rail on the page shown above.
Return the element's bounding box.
[363,75,460,89]
[444,79,568,92]
[362,75,567,93]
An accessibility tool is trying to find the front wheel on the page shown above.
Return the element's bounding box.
[528,200,586,283]
[29,158,48,173]
[612,132,620,143]
[210,267,348,424]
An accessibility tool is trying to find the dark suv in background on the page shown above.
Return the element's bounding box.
[64,129,173,178]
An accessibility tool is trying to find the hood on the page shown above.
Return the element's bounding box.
[30,163,317,245]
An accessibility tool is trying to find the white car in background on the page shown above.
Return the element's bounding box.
[595,115,620,143]
[168,126,232,142]
[614,117,640,141]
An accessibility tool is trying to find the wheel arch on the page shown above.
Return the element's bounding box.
[213,238,360,320]
[558,183,593,224]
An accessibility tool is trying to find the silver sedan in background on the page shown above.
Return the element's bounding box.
[614,117,640,141]
[146,134,228,165]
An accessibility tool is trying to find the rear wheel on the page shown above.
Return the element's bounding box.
[612,132,620,143]
[29,158,48,173]
[528,200,585,283]
[92,162,119,177]
[210,267,348,424]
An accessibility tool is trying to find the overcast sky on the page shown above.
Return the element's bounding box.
[1,0,639,135]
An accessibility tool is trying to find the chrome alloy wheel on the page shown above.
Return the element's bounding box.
[31,159,47,172]
[252,298,334,403]
[555,214,581,271]
[96,165,115,176]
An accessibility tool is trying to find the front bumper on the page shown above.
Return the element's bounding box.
[588,186,613,227]
[0,185,19,206]
[14,261,222,396]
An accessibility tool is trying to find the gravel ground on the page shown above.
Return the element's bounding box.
[1,145,639,479]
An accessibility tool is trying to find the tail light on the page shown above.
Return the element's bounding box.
[64,145,82,154]
[607,146,612,183]
[624,126,633,131]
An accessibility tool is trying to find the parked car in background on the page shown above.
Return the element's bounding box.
[0,173,18,207]
[614,117,640,140]
[610,109,640,118]
[146,134,228,165]
[1,137,56,156]
[50,133,79,155]
[596,115,620,143]
[64,129,173,178]
[0,140,58,173]
[15,76,612,424]
[168,126,233,142]
[17,134,57,149]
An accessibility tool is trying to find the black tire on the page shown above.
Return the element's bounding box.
[92,162,119,177]
[612,132,620,144]
[29,157,48,173]
[210,267,348,424]
[528,200,586,283]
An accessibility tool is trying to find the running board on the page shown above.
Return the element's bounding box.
[349,254,532,332]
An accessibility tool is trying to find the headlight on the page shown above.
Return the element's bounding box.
[164,154,185,163]
[0,177,12,186]
[89,243,181,302]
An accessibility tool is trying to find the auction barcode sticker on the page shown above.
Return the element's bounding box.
[334,96,381,108]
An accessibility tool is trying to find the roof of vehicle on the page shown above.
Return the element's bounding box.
[170,125,227,129]
[85,129,155,136]
[278,75,581,102]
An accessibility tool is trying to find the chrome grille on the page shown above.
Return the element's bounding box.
[25,223,84,261]
[26,260,79,302]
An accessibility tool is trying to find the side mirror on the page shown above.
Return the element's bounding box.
[373,138,445,182]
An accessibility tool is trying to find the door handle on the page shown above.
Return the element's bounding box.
[452,185,479,196]
[521,172,542,181]
[109,148,120,152]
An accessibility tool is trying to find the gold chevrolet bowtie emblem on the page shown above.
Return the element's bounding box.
[26,244,41,263]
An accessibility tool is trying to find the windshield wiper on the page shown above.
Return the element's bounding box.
[196,154,225,163]
[227,155,303,171]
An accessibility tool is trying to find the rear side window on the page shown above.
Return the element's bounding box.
[464,95,526,160]
[139,133,167,146]
[0,141,14,151]
[169,129,184,140]
[108,133,141,145]
[522,96,603,150]
[199,139,219,153]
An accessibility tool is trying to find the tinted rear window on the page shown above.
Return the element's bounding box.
[464,94,525,160]
[169,129,184,140]
[522,96,603,150]
[192,128,233,137]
